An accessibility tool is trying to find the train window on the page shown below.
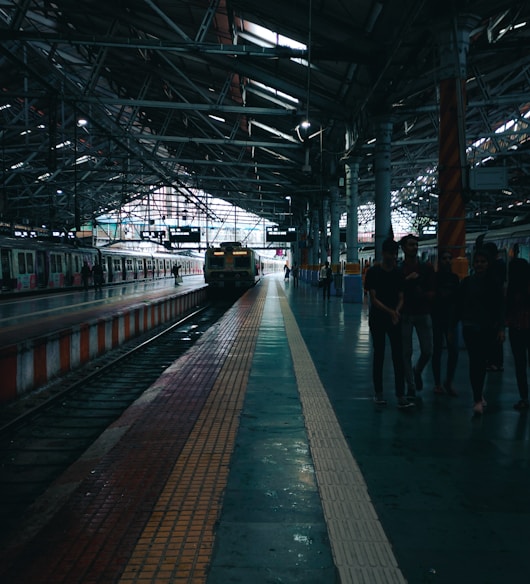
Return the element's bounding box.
[209,255,224,268]
[234,256,251,268]
[50,253,63,274]
[113,258,121,271]
[26,252,34,273]
[126,259,133,271]
[18,252,26,274]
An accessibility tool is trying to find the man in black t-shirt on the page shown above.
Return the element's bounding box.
[365,239,414,409]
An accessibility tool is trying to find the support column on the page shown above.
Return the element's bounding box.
[343,156,363,303]
[374,118,393,262]
[311,206,320,266]
[437,16,477,273]
[320,196,329,265]
[345,156,360,263]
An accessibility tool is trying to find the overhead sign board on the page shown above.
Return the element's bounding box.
[469,167,508,190]
[266,227,297,242]
[141,230,166,240]
[169,227,200,243]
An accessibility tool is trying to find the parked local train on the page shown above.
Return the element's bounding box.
[203,241,281,289]
[0,236,204,294]
[354,222,530,273]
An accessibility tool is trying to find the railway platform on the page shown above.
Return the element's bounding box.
[0,272,529,584]
[0,276,208,404]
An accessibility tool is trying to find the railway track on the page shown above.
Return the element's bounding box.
[0,299,234,545]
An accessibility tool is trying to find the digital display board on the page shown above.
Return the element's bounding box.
[141,230,166,240]
[169,227,200,243]
[266,227,297,242]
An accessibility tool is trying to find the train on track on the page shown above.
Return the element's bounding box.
[354,222,530,271]
[203,241,281,289]
[0,236,204,293]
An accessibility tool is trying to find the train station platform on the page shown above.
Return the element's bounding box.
[0,273,528,584]
[0,276,208,404]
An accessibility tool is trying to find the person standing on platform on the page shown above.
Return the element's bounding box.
[320,261,333,300]
[172,263,181,285]
[365,238,414,409]
[483,241,506,372]
[283,263,290,281]
[291,262,300,288]
[92,262,104,291]
[81,261,91,290]
[399,234,435,399]
[454,249,505,416]
[431,250,459,397]
[505,257,530,411]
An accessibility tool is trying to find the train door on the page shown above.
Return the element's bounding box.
[36,250,48,288]
[64,253,73,286]
[1,248,13,291]
[106,256,113,283]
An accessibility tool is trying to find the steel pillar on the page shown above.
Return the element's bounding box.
[345,156,360,262]
[374,118,393,262]
[437,16,478,259]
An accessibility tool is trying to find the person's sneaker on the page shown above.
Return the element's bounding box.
[405,391,416,402]
[473,401,483,416]
[514,399,530,411]
[397,397,415,409]
[433,385,445,395]
[444,382,458,397]
[373,394,387,406]
[413,367,423,391]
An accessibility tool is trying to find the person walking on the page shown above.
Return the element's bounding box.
[365,238,414,409]
[291,262,300,288]
[483,241,506,372]
[505,257,530,411]
[431,250,459,396]
[320,261,333,300]
[399,234,435,399]
[454,249,505,416]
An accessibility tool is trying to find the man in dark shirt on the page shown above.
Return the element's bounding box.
[399,234,435,399]
[365,238,414,409]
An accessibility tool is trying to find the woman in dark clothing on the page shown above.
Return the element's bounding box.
[505,258,530,411]
[454,249,505,415]
[431,251,460,396]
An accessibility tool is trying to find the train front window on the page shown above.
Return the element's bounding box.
[26,253,34,273]
[210,255,225,268]
[234,256,251,269]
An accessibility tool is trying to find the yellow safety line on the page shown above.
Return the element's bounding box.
[119,282,268,584]
[277,281,407,584]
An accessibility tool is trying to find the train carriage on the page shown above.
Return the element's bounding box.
[204,242,261,289]
[0,236,203,294]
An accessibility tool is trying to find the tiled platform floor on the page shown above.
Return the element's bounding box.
[1,273,529,584]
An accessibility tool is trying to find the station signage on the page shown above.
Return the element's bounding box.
[266,227,297,242]
[169,227,201,243]
[141,230,166,240]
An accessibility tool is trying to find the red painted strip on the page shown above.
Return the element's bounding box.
[0,347,18,403]
[80,324,90,364]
